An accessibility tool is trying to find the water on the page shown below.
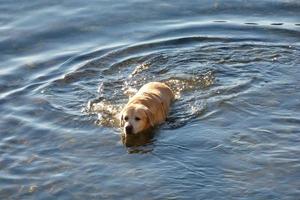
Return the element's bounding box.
[1,0,300,199]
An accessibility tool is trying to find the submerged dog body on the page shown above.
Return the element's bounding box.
[120,82,174,134]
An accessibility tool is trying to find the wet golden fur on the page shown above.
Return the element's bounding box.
[120,82,174,134]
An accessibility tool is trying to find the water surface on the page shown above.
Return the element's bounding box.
[1,0,300,199]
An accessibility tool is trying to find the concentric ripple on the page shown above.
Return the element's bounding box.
[1,0,300,198]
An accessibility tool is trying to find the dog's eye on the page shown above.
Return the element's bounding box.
[135,117,141,121]
[124,116,128,121]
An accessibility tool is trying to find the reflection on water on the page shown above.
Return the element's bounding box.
[121,129,155,154]
[1,0,300,199]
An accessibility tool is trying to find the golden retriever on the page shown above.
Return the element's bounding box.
[120,82,174,134]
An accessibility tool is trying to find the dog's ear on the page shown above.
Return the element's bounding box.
[143,107,155,127]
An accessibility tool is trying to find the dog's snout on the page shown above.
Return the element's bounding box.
[125,125,133,134]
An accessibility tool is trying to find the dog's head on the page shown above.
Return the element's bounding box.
[120,104,154,134]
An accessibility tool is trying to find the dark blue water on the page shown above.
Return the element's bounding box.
[1,0,300,199]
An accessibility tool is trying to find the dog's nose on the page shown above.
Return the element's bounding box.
[125,125,133,134]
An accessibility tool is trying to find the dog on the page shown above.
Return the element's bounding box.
[120,82,174,134]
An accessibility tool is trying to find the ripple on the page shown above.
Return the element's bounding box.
[244,22,258,25]
[213,20,227,23]
[81,36,299,138]
[270,23,284,26]
[1,1,300,198]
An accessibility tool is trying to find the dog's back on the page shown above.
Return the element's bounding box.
[127,82,174,124]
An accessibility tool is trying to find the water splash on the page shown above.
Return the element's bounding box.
[165,71,214,99]
[130,62,151,78]
[86,99,122,127]
[85,65,214,130]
